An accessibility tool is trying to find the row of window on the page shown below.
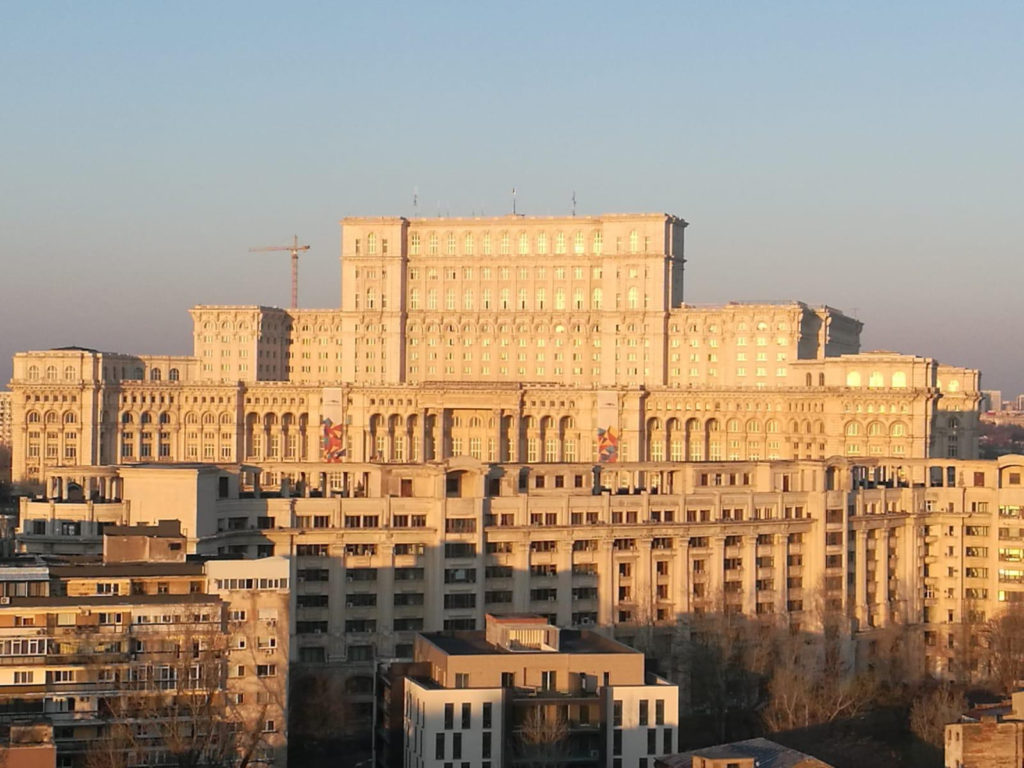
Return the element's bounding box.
[361,228,652,257]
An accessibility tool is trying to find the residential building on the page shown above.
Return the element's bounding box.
[0,522,289,766]
[403,614,678,768]
[8,453,1023,711]
[656,737,834,768]
[945,690,1024,768]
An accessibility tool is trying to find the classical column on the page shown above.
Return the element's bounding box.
[597,538,614,627]
[854,528,868,626]
[774,533,788,616]
[743,534,757,617]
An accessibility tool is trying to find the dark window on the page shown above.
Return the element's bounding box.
[444,703,453,730]
[461,703,471,728]
[483,702,492,728]
[435,733,445,760]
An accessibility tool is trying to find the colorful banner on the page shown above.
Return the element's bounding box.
[320,388,346,462]
[597,427,619,463]
[596,391,620,463]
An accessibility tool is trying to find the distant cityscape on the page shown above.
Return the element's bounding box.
[0,213,1021,768]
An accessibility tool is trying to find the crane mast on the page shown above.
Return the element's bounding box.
[249,235,310,309]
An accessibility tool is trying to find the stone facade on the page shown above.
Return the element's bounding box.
[6,213,981,486]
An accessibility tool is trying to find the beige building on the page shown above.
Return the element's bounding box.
[13,454,1024,692]
[6,213,980,487]
[657,737,833,768]
[404,613,678,768]
[945,690,1024,768]
[0,524,289,766]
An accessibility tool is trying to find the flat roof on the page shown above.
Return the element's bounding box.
[2,593,221,608]
[50,562,203,578]
[658,738,832,768]
[421,628,634,656]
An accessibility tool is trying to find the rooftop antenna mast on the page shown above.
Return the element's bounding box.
[249,235,310,309]
[413,186,418,213]
[512,187,517,216]
[571,190,576,217]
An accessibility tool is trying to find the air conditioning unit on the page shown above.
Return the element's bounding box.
[0,596,11,605]
[589,750,600,759]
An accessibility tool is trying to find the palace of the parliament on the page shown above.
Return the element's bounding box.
[5,213,1023,692]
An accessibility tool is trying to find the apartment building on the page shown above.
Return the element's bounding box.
[403,614,677,768]
[945,690,1024,768]
[11,454,1023,692]
[0,523,289,766]
[6,213,981,486]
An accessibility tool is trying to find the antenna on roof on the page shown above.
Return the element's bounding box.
[571,190,576,217]
[413,186,418,212]
[512,187,517,216]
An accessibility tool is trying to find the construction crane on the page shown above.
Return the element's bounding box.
[249,235,310,309]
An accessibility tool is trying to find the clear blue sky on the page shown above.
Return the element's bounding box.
[2,1,1022,395]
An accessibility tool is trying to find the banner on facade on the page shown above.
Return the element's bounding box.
[596,391,619,463]
[320,387,346,462]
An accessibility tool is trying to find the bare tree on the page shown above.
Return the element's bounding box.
[762,590,878,732]
[909,685,967,748]
[981,602,1024,694]
[515,706,570,768]
[84,604,284,768]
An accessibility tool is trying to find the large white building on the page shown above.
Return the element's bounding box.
[404,614,677,768]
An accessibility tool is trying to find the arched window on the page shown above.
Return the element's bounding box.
[27,412,40,424]
[500,232,510,255]
[428,232,438,255]
[121,412,134,424]
[846,371,861,387]
[141,412,152,424]
[592,288,603,310]
[45,366,57,381]
[629,230,638,253]
[868,371,883,388]
[891,422,906,437]
[573,231,585,254]
[867,421,883,436]
[818,373,825,386]
[64,412,76,424]
[555,232,566,254]
[150,368,161,381]
[367,232,377,254]
[27,366,39,381]
[447,232,457,255]
[63,366,75,380]
[627,287,639,309]
[160,413,171,424]
[169,368,179,381]
[44,412,58,424]
[765,419,779,433]
[891,371,906,388]
[845,421,860,436]
[409,288,420,310]
[518,232,529,255]
[464,233,474,254]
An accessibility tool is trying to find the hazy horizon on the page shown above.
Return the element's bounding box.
[2,2,1022,396]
